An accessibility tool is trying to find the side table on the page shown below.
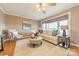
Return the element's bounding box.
[58,36,70,49]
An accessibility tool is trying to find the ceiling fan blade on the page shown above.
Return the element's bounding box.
[48,3,56,6]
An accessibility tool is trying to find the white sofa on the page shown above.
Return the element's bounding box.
[39,30,58,45]
[9,29,33,40]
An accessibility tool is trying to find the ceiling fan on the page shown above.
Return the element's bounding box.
[32,3,56,14]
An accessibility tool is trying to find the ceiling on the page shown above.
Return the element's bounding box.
[0,3,79,21]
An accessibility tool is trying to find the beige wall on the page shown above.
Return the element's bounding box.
[5,14,39,33]
[71,6,79,44]
[0,10,5,35]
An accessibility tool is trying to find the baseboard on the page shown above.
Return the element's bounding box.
[70,43,79,47]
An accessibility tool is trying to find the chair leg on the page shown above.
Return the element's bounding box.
[40,42,42,45]
[33,44,36,48]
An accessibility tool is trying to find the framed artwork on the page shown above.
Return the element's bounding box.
[22,22,32,31]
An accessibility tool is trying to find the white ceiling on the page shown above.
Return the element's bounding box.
[0,3,79,21]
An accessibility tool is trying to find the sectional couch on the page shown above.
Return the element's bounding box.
[39,30,58,45]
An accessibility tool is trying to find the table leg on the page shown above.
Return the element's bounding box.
[0,37,4,51]
[33,44,36,48]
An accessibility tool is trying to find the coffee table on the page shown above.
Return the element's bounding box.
[29,36,42,48]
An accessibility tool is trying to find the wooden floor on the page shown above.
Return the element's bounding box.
[0,40,79,56]
[0,40,16,56]
[69,45,79,56]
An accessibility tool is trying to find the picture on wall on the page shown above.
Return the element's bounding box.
[22,22,32,31]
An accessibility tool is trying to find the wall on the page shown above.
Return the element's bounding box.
[5,14,39,33]
[0,10,5,35]
[0,9,5,45]
[71,6,79,45]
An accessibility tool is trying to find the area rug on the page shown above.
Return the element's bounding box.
[14,39,69,56]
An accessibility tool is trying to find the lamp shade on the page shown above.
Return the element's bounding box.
[60,25,68,30]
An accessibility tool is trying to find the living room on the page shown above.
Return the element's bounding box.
[0,3,79,56]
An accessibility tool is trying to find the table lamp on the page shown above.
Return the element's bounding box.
[60,25,68,37]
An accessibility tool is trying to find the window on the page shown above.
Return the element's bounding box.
[42,23,46,30]
[42,19,69,35]
[58,20,69,35]
[59,20,68,26]
[47,22,58,30]
[42,22,58,30]
[23,23,32,31]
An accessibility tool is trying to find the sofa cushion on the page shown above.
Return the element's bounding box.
[47,30,52,36]
[40,30,58,45]
[52,30,58,36]
[43,30,52,36]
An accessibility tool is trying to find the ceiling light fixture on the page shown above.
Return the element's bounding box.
[35,3,56,14]
[36,3,46,14]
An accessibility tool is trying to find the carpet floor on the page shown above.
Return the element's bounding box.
[14,39,69,56]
